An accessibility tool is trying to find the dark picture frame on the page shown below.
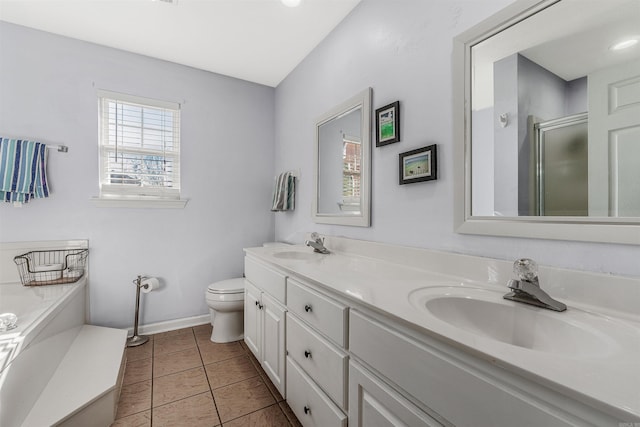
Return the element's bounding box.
[375,101,400,147]
[399,144,437,184]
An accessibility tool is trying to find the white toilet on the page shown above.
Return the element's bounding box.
[205,242,289,343]
[205,278,245,343]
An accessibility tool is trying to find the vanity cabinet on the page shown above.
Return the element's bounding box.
[349,310,617,427]
[349,360,444,427]
[285,277,349,426]
[244,257,287,397]
[244,247,632,427]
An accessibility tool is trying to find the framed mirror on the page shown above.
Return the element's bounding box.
[313,88,372,227]
[453,0,640,244]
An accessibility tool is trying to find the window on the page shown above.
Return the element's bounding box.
[97,90,181,201]
[341,136,361,211]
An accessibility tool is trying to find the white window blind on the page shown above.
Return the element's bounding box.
[98,90,180,199]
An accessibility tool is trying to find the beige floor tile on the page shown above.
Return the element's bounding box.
[246,349,262,370]
[123,357,152,386]
[245,350,285,401]
[193,323,212,338]
[213,376,276,423]
[152,391,220,427]
[111,410,151,427]
[262,371,285,403]
[244,349,285,403]
[116,380,152,419]
[279,401,303,427]
[224,403,290,427]
[204,355,258,389]
[154,347,202,378]
[154,332,197,356]
[197,340,245,365]
[153,366,210,407]
[125,342,153,362]
[248,353,269,379]
[153,327,193,340]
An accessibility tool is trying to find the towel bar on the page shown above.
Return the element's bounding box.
[46,145,68,152]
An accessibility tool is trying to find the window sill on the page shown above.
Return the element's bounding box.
[89,197,189,209]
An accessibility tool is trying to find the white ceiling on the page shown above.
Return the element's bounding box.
[472,0,640,110]
[475,0,640,81]
[0,0,361,87]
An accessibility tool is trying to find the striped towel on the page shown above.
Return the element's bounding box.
[0,137,50,203]
[271,171,295,211]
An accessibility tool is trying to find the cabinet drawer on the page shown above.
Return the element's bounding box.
[287,313,348,409]
[286,357,347,427]
[287,278,347,347]
[244,256,286,304]
[349,360,444,427]
[350,310,579,427]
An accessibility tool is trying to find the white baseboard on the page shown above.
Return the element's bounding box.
[127,314,210,337]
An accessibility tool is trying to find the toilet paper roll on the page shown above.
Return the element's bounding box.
[140,277,159,293]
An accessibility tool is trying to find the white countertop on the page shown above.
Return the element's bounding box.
[245,240,640,421]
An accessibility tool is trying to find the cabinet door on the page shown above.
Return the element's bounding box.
[244,280,262,359]
[261,292,287,397]
[349,361,444,427]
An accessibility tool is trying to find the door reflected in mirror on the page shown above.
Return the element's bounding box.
[313,88,372,227]
[470,0,640,218]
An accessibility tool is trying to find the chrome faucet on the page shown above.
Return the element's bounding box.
[503,258,567,312]
[305,232,330,254]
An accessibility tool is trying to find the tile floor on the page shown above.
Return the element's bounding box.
[112,324,302,427]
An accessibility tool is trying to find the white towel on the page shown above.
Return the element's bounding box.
[271,172,295,211]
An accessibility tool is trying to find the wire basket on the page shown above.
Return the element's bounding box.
[13,249,88,286]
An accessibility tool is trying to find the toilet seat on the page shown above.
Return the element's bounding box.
[207,278,245,302]
[207,278,245,294]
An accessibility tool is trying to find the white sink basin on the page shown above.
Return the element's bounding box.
[409,287,617,357]
[272,251,318,261]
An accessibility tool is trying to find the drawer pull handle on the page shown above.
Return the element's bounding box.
[303,405,311,415]
[255,301,259,306]
[304,304,312,313]
[304,350,312,358]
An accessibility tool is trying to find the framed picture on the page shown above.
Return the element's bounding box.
[375,101,400,147]
[399,144,437,184]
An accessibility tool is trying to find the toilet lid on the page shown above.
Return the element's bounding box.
[208,278,245,294]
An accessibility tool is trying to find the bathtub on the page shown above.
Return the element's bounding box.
[0,241,88,427]
[0,279,85,373]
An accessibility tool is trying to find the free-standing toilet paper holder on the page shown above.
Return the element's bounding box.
[126,275,154,348]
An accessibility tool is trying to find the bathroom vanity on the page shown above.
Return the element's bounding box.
[244,237,640,427]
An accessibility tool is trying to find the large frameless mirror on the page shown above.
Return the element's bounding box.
[313,88,372,227]
[454,0,640,244]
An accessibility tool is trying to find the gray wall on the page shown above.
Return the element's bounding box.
[273,0,639,277]
[0,22,276,328]
[470,107,494,216]
[493,54,520,216]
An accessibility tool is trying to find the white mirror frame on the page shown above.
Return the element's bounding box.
[313,88,372,227]
[453,0,640,245]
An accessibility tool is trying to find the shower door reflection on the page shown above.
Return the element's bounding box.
[535,113,588,216]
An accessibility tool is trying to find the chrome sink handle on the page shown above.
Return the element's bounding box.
[513,258,539,285]
[305,232,330,254]
[504,258,567,312]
